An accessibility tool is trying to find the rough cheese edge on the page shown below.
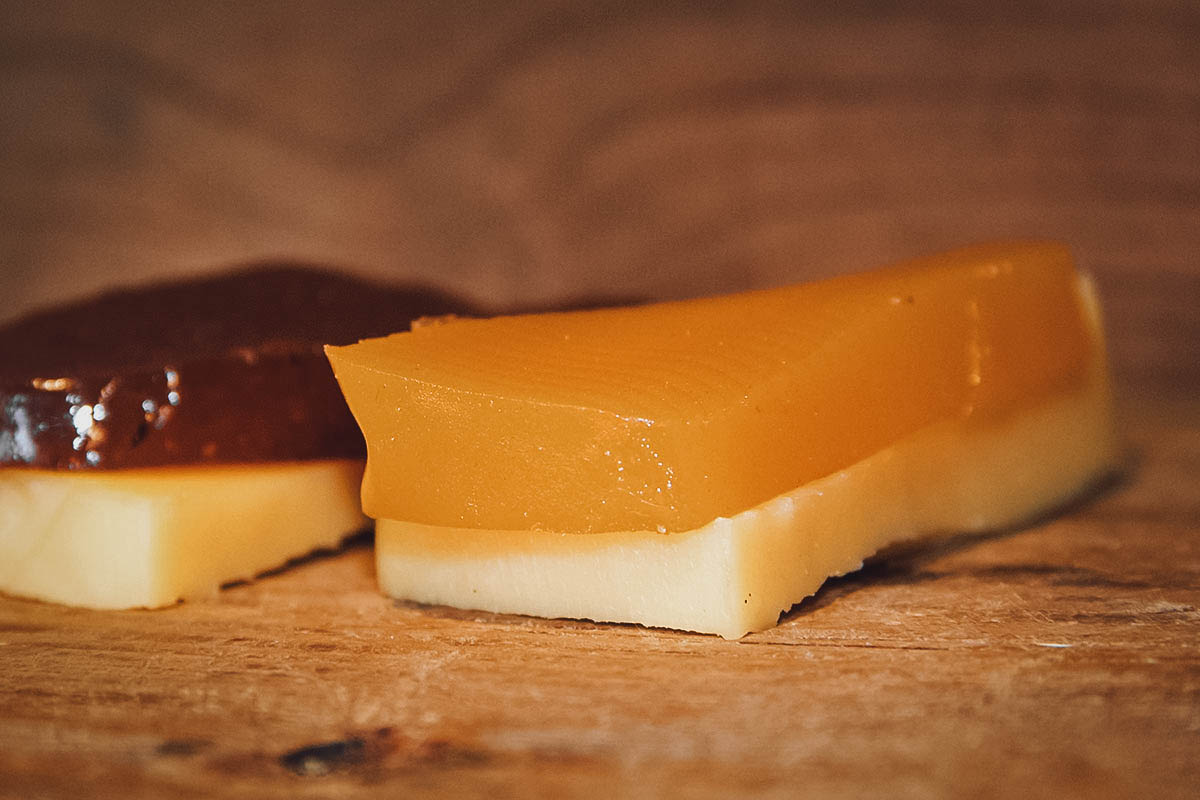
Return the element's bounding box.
[375,274,1116,638]
[0,459,367,609]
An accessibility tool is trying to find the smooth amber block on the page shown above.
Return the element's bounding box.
[327,242,1101,536]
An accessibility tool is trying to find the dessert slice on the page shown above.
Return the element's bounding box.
[327,242,1118,638]
[0,266,472,608]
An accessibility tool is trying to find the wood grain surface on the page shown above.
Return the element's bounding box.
[1,1,1198,798]
[1,369,1197,800]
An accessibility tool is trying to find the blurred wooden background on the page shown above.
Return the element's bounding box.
[1,3,1198,798]
[2,0,1197,391]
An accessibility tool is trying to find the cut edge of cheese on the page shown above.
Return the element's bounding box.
[0,459,367,609]
[375,276,1117,639]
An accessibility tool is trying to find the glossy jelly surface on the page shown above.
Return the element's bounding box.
[0,266,472,469]
[328,242,1098,534]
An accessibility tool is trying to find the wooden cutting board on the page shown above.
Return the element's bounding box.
[0,292,1196,800]
[1,2,1197,797]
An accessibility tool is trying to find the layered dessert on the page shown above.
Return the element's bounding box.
[327,242,1118,638]
[0,266,471,608]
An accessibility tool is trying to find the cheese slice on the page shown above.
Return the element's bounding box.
[327,242,1117,637]
[0,460,366,609]
[376,359,1112,638]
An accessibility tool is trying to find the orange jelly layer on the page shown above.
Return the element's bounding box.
[326,242,1097,534]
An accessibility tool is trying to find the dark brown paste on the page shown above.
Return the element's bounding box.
[0,265,473,469]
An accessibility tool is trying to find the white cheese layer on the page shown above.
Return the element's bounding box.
[376,369,1116,639]
[0,460,366,609]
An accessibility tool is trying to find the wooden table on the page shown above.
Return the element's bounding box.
[7,365,1199,799]
[1,3,1197,797]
